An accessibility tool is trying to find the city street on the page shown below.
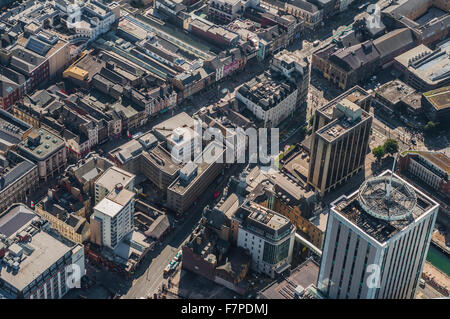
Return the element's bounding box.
[121,163,245,299]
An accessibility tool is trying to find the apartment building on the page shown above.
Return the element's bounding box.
[318,171,439,299]
[94,166,135,205]
[236,70,300,127]
[91,186,135,249]
[308,97,372,195]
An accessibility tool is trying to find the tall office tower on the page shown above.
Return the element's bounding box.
[317,170,439,299]
[308,96,372,195]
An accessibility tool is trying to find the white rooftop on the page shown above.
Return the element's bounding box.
[94,197,124,218]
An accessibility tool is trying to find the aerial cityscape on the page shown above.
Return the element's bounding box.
[0,0,449,303]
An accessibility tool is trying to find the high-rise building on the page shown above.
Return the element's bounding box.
[94,166,135,205]
[308,95,372,195]
[317,170,439,299]
[91,186,135,249]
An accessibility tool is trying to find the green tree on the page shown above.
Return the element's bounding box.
[309,114,315,126]
[372,145,385,161]
[424,121,436,133]
[383,139,399,155]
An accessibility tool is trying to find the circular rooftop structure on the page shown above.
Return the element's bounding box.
[357,175,417,221]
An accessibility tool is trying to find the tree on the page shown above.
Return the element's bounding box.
[309,114,315,126]
[424,121,436,134]
[383,139,398,155]
[372,145,385,161]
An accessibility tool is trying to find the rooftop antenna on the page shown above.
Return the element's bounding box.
[386,153,398,198]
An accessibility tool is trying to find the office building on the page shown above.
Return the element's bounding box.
[394,40,450,92]
[167,142,225,213]
[0,204,85,299]
[17,128,67,182]
[318,170,439,299]
[398,150,449,200]
[232,200,296,278]
[422,86,450,122]
[308,97,372,195]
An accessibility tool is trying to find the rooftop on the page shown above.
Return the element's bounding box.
[0,151,36,193]
[143,144,182,176]
[18,128,65,161]
[319,85,370,118]
[402,150,450,175]
[423,86,450,111]
[395,40,450,86]
[376,79,416,105]
[237,70,298,111]
[94,196,125,218]
[168,142,224,194]
[332,170,438,244]
[316,99,368,142]
[259,259,320,299]
[0,204,76,292]
[153,112,196,139]
[95,166,135,193]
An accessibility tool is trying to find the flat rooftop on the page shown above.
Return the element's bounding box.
[395,41,450,86]
[106,188,135,207]
[332,171,438,244]
[0,205,74,292]
[95,166,135,193]
[18,128,65,161]
[153,112,196,139]
[310,211,328,232]
[245,201,291,232]
[143,144,182,175]
[0,152,36,193]
[423,86,450,111]
[0,109,31,135]
[237,70,298,111]
[376,80,416,105]
[94,196,124,218]
[402,150,450,174]
[168,142,224,195]
[319,86,370,118]
[259,259,319,299]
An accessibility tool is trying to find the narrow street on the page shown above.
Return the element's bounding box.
[122,163,245,299]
